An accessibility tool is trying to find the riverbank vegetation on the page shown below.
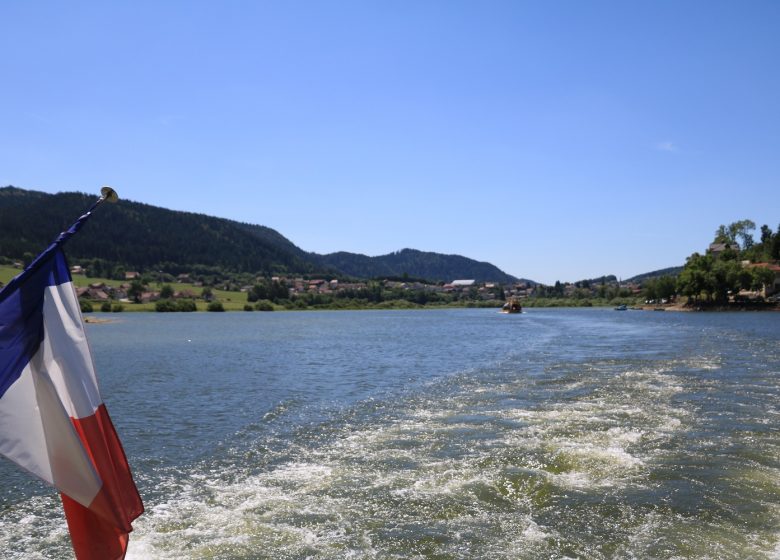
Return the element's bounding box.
[1,218,777,313]
[675,220,779,305]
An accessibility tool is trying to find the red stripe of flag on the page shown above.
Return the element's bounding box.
[62,404,144,560]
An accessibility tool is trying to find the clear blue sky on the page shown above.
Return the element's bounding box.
[1,1,778,284]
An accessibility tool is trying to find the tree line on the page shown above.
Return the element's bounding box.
[674,220,779,304]
[526,220,779,307]
[244,278,505,309]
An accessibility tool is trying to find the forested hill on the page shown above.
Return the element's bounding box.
[316,249,519,284]
[0,186,318,276]
[625,266,684,284]
[0,187,521,283]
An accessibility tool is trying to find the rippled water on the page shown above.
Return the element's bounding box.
[1,308,779,559]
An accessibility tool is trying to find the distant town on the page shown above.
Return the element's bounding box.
[66,272,538,305]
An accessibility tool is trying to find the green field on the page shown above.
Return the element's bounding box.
[0,264,18,285]
[1,264,251,311]
[2,264,517,313]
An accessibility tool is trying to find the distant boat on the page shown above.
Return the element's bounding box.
[501,298,522,314]
[614,304,627,311]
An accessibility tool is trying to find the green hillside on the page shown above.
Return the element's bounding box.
[0,187,522,283]
[0,186,319,276]
[317,248,520,284]
[625,266,684,284]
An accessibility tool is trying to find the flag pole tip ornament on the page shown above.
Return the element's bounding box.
[100,186,119,203]
[0,187,143,560]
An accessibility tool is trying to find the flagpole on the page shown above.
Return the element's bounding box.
[86,186,119,214]
[54,186,119,245]
[0,187,119,297]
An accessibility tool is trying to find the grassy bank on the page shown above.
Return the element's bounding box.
[3,265,511,312]
[520,296,641,308]
[1,264,249,311]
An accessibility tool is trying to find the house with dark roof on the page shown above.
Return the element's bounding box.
[708,243,739,258]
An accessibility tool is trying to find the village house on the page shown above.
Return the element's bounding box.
[477,285,499,300]
[174,289,196,299]
[708,242,740,258]
[505,282,532,298]
[83,282,107,296]
[626,283,643,295]
[443,279,475,293]
[77,285,110,301]
[337,282,368,292]
[308,279,327,293]
[139,291,161,304]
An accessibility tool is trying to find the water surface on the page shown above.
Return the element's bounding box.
[1,308,779,559]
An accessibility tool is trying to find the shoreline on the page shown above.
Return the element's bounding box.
[81,300,780,315]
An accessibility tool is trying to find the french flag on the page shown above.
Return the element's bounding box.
[0,206,143,559]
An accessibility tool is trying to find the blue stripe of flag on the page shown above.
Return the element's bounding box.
[0,250,72,399]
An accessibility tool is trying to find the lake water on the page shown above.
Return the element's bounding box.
[1,308,780,559]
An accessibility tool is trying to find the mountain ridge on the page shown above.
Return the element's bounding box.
[313,248,521,284]
[0,186,522,283]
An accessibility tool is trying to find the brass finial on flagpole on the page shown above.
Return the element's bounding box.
[81,186,119,216]
[100,186,119,204]
[58,186,120,243]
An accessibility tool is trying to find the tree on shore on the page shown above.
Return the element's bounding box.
[677,222,779,303]
[677,253,712,302]
[643,275,676,301]
[127,279,146,303]
[714,219,756,249]
[160,284,174,299]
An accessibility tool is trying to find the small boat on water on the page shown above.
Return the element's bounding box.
[614,304,627,311]
[501,298,522,314]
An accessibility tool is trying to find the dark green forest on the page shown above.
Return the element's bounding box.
[0,187,520,283]
[315,249,519,284]
[0,186,317,276]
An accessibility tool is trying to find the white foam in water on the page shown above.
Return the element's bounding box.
[266,462,333,484]
[125,456,361,559]
[0,494,72,559]
[521,519,549,542]
[686,355,723,371]
[405,466,489,498]
[552,470,594,489]
[658,416,682,432]
[125,341,780,558]
[770,529,780,560]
